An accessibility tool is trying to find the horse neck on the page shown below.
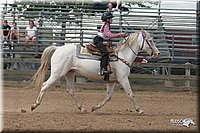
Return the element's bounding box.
[118,32,142,64]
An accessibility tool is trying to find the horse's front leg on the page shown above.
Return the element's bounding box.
[91,82,116,112]
[65,72,86,113]
[118,77,144,115]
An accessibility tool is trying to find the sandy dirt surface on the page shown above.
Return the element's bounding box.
[2,86,199,132]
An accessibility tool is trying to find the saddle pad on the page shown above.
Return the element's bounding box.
[76,44,118,61]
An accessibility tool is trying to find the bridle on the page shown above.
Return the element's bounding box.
[122,31,155,56]
[116,31,156,68]
[140,32,155,56]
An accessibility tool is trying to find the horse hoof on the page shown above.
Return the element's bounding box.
[81,109,87,113]
[91,107,96,112]
[31,105,35,111]
[31,104,37,111]
[139,109,144,115]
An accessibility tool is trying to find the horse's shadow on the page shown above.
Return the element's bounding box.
[75,110,142,116]
[75,110,184,117]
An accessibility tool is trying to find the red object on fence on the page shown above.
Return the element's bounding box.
[134,58,148,63]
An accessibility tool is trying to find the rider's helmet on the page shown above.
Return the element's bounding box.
[101,11,114,22]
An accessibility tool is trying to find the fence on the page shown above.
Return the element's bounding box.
[1,1,198,62]
[3,58,198,88]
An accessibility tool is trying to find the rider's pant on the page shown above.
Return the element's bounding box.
[93,36,109,70]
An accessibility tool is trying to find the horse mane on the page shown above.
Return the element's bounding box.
[115,32,140,52]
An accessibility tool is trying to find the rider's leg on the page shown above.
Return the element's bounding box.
[93,36,109,74]
[100,50,110,81]
[96,42,109,74]
[101,51,109,73]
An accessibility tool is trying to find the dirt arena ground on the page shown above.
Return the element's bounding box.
[2,85,199,132]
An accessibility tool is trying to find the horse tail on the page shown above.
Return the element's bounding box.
[31,45,57,90]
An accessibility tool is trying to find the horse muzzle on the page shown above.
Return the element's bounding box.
[152,52,160,58]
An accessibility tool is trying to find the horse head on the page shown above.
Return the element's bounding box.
[118,29,160,59]
[139,29,160,58]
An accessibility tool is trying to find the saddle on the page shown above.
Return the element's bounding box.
[85,42,115,82]
[85,42,115,56]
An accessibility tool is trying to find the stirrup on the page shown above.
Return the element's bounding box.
[98,71,102,75]
[98,69,113,76]
[98,69,108,76]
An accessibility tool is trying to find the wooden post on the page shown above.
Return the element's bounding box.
[172,34,175,62]
[185,62,191,87]
[164,68,175,87]
[162,67,166,75]
[164,80,175,87]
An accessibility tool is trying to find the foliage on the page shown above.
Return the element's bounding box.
[125,1,159,8]
[4,0,159,22]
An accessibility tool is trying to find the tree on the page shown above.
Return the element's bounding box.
[124,0,159,9]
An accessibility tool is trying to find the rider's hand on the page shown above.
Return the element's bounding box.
[120,32,126,37]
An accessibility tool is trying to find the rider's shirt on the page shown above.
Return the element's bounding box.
[97,23,121,39]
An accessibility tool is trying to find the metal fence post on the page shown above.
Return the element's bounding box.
[185,62,191,87]
[80,9,83,47]
[196,2,200,78]
[172,34,175,62]
[197,1,200,66]
[119,9,123,32]
[197,1,200,40]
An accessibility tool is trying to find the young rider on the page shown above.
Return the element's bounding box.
[93,11,126,75]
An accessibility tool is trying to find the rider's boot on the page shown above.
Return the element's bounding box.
[98,68,108,76]
[104,74,109,82]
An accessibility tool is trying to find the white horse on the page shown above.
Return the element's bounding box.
[30,29,160,114]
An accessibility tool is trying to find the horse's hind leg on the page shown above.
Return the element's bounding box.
[65,71,86,113]
[91,82,116,112]
[31,75,58,111]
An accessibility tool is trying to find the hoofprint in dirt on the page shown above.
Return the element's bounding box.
[2,87,198,132]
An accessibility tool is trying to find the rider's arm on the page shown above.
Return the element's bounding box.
[103,24,123,38]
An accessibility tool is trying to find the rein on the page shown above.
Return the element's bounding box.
[121,34,130,45]
[121,33,138,56]
[127,39,137,56]
[114,33,138,68]
[116,31,153,68]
